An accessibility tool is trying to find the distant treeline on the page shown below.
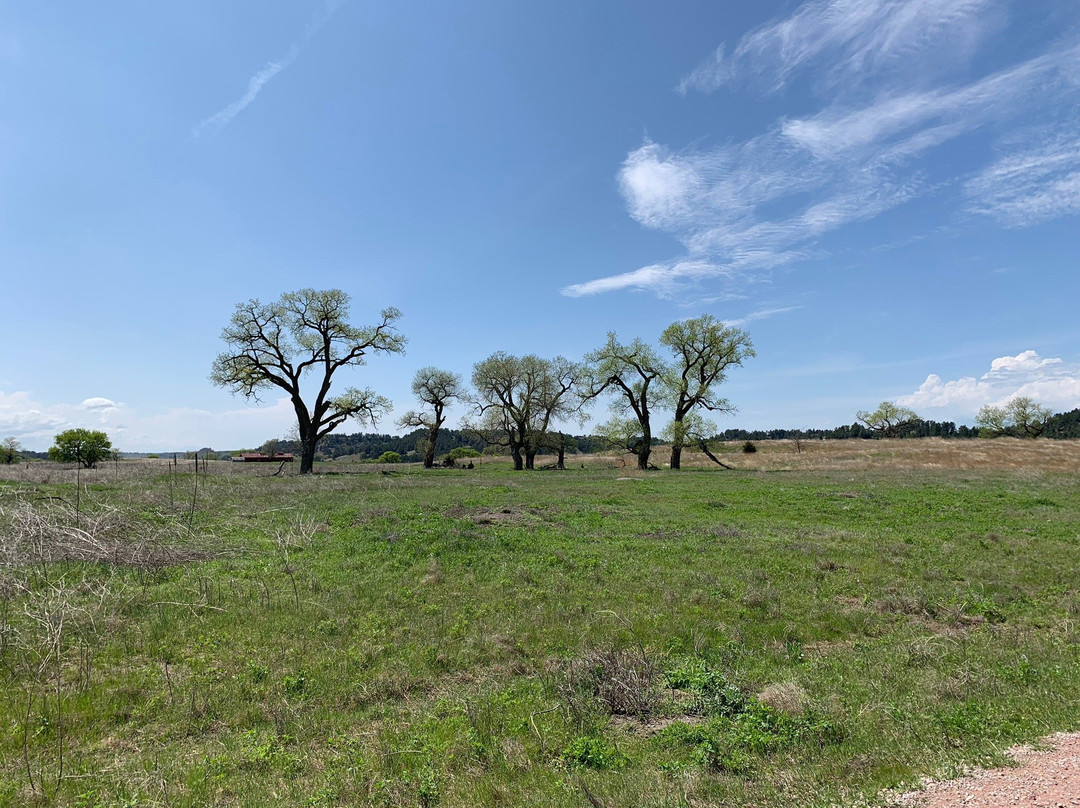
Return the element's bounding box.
[274,428,611,461]
[284,410,1080,461]
[16,409,1080,463]
[1044,408,1080,438]
[715,418,981,441]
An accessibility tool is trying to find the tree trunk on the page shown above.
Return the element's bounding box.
[423,426,439,469]
[637,420,652,470]
[524,450,536,470]
[636,446,650,470]
[556,445,565,470]
[299,433,318,474]
[670,444,682,470]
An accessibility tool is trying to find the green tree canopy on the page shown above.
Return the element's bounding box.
[2,437,21,465]
[48,429,113,468]
[856,401,920,438]
[977,396,1052,438]
[210,289,406,474]
[584,333,666,471]
[659,315,754,470]
[397,367,463,469]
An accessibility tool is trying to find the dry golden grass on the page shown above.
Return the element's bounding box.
[622,437,1080,473]
[2,437,1076,486]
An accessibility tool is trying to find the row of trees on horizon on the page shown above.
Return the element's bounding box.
[8,289,1074,469]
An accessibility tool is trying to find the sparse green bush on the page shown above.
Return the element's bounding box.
[448,447,481,460]
[377,451,401,464]
[560,736,627,769]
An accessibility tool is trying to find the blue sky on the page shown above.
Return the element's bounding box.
[2,0,1079,452]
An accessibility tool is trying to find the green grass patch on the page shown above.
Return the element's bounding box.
[1,460,1079,806]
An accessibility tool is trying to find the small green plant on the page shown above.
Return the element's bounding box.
[282,671,309,697]
[560,736,627,769]
[664,658,746,716]
[377,451,401,464]
[741,440,757,454]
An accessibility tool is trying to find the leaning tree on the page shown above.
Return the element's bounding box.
[210,289,406,474]
[397,367,463,468]
[856,401,920,438]
[660,315,754,470]
[584,333,666,471]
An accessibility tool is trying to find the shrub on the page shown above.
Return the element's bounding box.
[377,451,401,464]
[741,441,757,454]
[448,447,481,460]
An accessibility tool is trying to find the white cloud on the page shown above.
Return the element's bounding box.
[723,306,800,328]
[192,55,297,137]
[965,130,1080,226]
[897,350,1080,416]
[782,44,1080,160]
[0,390,296,452]
[566,3,1080,301]
[678,0,1000,95]
[987,350,1061,374]
[562,259,730,299]
[81,397,119,411]
[191,1,344,138]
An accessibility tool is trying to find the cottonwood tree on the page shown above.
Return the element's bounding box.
[2,437,20,464]
[976,396,1052,438]
[856,401,920,438]
[466,353,581,470]
[48,429,112,468]
[211,289,406,474]
[584,333,665,471]
[397,367,463,468]
[524,355,585,469]
[660,315,754,470]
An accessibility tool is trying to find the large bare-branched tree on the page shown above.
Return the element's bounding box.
[210,289,406,474]
[397,367,463,468]
[856,401,920,438]
[660,315,754,470]
[467,353,581,470]
[584,333,666,471]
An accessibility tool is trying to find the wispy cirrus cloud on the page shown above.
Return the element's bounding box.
[965,130,1080,226]
[723,306,801,328]
[678,0,1001,96]
[897,350,1080,415]
[192,1,344,138]
[565,0,1080,302]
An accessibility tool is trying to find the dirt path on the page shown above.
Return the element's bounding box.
[890,732,1080,807]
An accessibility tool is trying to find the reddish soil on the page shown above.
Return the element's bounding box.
[891,732,1080,807]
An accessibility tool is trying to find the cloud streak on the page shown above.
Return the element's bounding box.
[678,0,1000,95]
[566,1,1080,301]
[192,1,343,138]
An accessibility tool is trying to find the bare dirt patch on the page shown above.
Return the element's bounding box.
[887,732,1080,807]
[442,504,542,526]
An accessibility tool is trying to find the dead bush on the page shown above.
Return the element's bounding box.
[756,682,809,715]
[0,500,221,570]
[552,647,660,720]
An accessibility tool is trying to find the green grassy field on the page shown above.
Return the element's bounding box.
[2,448,1079,807]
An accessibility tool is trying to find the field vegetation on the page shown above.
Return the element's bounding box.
[1,439,1079,807]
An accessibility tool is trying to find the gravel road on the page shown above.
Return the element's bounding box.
[892,732,1080,807]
